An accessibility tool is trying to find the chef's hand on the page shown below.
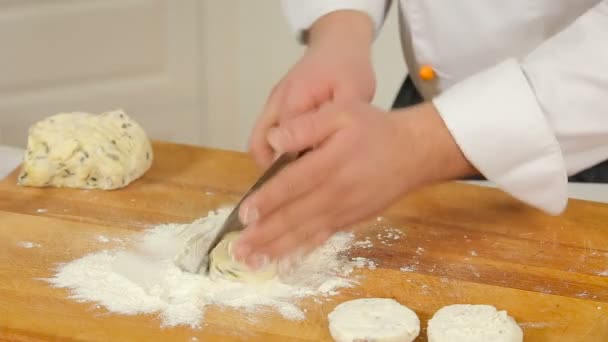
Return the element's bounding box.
[234,101,476,268]
[249,10,376,169]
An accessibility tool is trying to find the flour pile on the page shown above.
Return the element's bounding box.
[46,208,359,328]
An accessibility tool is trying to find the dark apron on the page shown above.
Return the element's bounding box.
[391,76,608,183]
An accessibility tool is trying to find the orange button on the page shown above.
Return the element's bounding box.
[419,65,436,81]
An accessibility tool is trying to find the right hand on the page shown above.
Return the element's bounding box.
[249,10,377,169]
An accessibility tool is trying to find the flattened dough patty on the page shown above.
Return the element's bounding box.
[328,298,420,342]
[209,231,277,283]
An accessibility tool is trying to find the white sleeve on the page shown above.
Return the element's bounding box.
[281,0,390,41]
[433,1,608,215]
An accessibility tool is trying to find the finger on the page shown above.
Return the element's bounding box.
[234,178,339,258]
[245,217,335,268]
[249,83,286,169]
[333,81,375,102]
[281,82,321,117]
[238,146,336,225]
[311,227,334,247]
[239,189,334,250]
[275,228,334,278]
[266,106,348,154]
[333,85,361,102]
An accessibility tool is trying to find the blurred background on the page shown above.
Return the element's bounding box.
[0,0,405,153]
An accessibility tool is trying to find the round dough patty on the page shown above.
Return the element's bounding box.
[427,304,523,342]
[328,298,420,342]
[209,231,277,283]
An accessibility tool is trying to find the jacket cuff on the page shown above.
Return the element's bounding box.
[281,0,387,43]
[433,59,568,215]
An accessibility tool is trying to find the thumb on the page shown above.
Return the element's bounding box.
[266,108,346,153]
[249,82,287,168]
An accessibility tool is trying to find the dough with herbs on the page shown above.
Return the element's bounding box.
[209,231,277,283]
[18,110,153,190]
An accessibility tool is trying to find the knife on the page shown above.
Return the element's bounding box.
[174,150,307,274]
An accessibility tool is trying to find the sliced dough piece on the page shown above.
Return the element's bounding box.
[328,298,420,342]
[18,109,153,190]
[427,304,523,342]
[209,231,277,283]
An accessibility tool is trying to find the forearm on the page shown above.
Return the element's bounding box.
[281,0,389,44]
[392,103,477,185]
[308,10,374,51]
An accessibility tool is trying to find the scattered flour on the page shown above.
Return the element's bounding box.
[18,241,41,248]
[467,265,481,278]
[400,265,417,273]
[533,286,553,295]
[351,257,376,270]
[352,239,373,249]
[596,270,608,277]
[96,235,110,243]
[518,322,559,329]
[375,227,404,246]
[318,278,354,296]
[36,208,48,213]
[45,208,365,328]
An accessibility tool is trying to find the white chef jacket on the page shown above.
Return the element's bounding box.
[282,0,608,215]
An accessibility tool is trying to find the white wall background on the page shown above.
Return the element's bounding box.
[0,0,406,152]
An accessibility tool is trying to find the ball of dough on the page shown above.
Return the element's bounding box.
[18,110,153,190]
[209,231,277,283]
[427,304,523,342]
[328,298,420,342]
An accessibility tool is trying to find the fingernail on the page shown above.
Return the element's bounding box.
[272,152,280,162]
[247,254,269,270]
[277,258,294,278]
[232,241,251,261]
[240,205,259,225]
[267,128,282,151]
[290,247,306,264]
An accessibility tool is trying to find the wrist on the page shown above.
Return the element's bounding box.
[308,10,374,53]
[393,103,477,184]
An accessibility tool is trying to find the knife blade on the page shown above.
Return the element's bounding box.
[174,150,306,274]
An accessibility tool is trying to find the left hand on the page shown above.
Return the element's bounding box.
[233,101,474,268]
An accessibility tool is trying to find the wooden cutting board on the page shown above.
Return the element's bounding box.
[1,141,607,341]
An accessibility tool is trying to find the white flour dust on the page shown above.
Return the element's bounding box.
[351,257,376,270]
[18,241,41,248]
[400,265,417,273]
[376,227,404,246]
[96,235,110,243]
[352,238,373,249]
[45,208,362,328]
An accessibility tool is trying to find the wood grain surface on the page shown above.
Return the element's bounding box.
[1,141,607,341]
